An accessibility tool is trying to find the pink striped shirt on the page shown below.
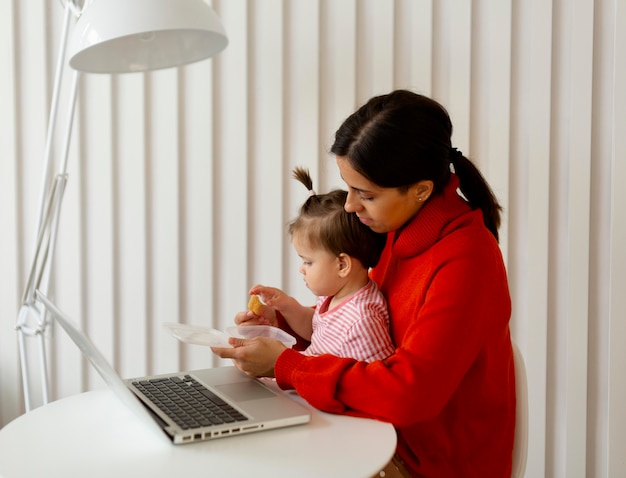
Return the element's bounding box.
[302,280,395,362]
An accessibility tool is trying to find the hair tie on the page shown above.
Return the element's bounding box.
[450,148,463,163]
[308,189,316,197]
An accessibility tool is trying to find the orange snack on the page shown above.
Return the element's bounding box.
[247,295,263,315]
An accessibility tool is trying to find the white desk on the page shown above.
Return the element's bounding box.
[0,386,396,478]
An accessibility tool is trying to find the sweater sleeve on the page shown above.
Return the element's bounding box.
[275,349,362,414]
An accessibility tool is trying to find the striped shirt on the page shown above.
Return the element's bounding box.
[303,280,395,362]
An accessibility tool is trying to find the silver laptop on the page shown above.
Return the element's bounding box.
[36,290,311,444]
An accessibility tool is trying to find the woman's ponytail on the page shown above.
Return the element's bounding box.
[451,150,503,242]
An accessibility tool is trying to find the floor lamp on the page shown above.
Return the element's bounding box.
[15,0,228,412]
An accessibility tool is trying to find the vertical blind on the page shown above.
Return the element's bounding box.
[1,1,625,477]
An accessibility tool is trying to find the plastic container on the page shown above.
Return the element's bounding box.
[163,323,232,347]
[164,323,297,349]
[226,325,297,348]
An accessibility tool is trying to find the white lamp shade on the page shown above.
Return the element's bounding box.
[69,0,228,73]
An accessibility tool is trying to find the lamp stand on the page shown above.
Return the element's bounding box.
[15,0,81,411]
[15,0,228,412]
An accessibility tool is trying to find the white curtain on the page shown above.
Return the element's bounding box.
[1,1,625,477]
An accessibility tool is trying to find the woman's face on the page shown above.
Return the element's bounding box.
[336,156,431,233]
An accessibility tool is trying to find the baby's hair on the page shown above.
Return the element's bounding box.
[293,166,314,192]
[289,167,387,269]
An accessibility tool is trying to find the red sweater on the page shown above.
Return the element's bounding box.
[275,175,515,477]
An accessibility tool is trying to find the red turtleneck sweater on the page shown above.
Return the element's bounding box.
[275,176,515,477]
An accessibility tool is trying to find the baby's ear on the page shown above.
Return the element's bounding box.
[337,253,352,277]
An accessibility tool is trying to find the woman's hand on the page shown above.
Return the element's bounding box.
[234,306,278,327]
[212,337,287,377]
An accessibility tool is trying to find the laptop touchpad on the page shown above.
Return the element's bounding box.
[216,381,276,401]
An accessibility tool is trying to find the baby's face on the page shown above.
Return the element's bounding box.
[292,234,343,297]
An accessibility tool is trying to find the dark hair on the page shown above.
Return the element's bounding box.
[330,90,503,241]
[289,167,387,268]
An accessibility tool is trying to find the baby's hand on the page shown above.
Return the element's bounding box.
[250,285,289,311]
[234,286,281,327]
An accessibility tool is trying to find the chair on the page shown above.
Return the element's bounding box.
[511,341,528,478]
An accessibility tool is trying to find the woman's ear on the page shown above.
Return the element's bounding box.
[414,180,434,203]
[337,253,352,278]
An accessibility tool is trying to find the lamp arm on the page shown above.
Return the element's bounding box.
[20,175,68,306]
[34,1,74,234]
[34,69,79,307]
[16,307,34,409]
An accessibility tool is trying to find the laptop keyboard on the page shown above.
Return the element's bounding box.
[132,375,248,430]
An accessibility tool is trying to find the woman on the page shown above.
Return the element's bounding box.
[214,90,515,477]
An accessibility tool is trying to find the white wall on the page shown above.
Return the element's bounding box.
[1,1,625,477]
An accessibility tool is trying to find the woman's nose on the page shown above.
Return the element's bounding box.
[344,191,360,213]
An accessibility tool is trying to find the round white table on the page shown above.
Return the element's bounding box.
[0,388,396,478]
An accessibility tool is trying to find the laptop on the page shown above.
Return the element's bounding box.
[36,290,311,444]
